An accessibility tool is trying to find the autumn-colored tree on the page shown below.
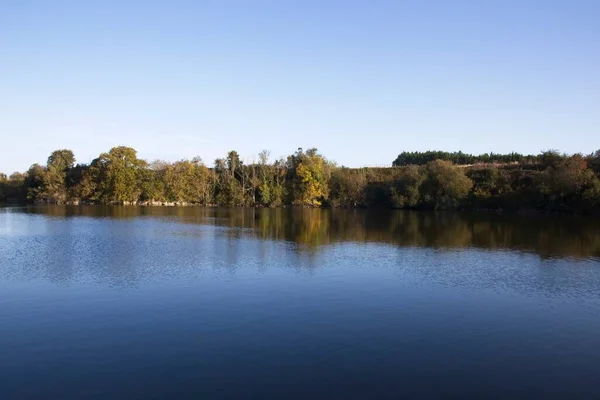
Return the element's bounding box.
[3,146,600,213]
[287,148,331,206]
[538,154,600,211]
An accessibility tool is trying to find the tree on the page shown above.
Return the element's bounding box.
[6,172,27,202]
[538,154,600,211]
[467,167,510,198]
[214,152,246,206]
[588,149,600,175]
[287,148,331,206]
[47,149,75,172]
[226,151,241,177]
[138,167,164,202]
[253,151,286,207]
[420,160,473,209]
[43,149,75,203]
[392,150,531,166]
[66,164,89,200]
[0,173,7,201]
[390,165,424,208]
[330,168,367,207]
[25,164,47,201]
[82,146,146,203]
[163,159,211,203]
[2,145,600,213]
[538,149,564,168]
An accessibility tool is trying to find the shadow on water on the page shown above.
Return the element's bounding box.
[11,205,600,259]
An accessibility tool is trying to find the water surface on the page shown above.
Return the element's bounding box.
[1,206,599,399]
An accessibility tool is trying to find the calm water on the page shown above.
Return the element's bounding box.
[1,206,600,399]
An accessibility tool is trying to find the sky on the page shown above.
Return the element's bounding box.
[1,0,599,173]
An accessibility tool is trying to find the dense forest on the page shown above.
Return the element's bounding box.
[2,147,600,213]
[393,150,540,166]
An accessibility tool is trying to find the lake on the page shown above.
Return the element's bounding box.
[1,206,600,399]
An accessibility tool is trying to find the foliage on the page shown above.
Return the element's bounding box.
[82,147,146,203]
[0,173,6,201]
[3,146,600,214]
[329,168,367,207]
[43,149,76,202]
[538,155,600,212]
[287,148,331,206]
[419,160,473,209]
[163,159,211,203]
[256,151,287,207]
[390,165,424,208]
[392,150,537,166]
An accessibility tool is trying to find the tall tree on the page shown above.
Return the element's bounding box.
[43,149,75,202]
[214,152,245,206]
[82,146,146,203]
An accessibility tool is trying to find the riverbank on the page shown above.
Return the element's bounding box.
[2,147,599,214]
[2,200,596,217]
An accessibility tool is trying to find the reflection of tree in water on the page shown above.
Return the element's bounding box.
[24,205,600,259]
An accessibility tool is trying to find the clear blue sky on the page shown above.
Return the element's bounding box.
[1,0,599,173]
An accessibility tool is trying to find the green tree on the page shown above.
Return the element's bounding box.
[588,149,600,175]
[82,146,146,203]
[467,167,510,198]
[6,172,27,202]
[0,173,7,201]
[213,151,246,206]
[43,149,75,203]
[255,151,286,207]
[538,149,564,168]
[25,164,47,201]
[390,165,424,208]
[420,160,473,209]
[138,167,165,202]
[163,159,211,203]
[66,164,90,200]
[329,168,367,207]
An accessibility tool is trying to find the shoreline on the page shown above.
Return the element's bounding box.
[1,201,593,216]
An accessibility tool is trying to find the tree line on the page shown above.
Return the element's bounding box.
[2,147,600,213]
[392,150,567,166]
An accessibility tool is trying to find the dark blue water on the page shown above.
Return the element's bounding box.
[1,206,600,399]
